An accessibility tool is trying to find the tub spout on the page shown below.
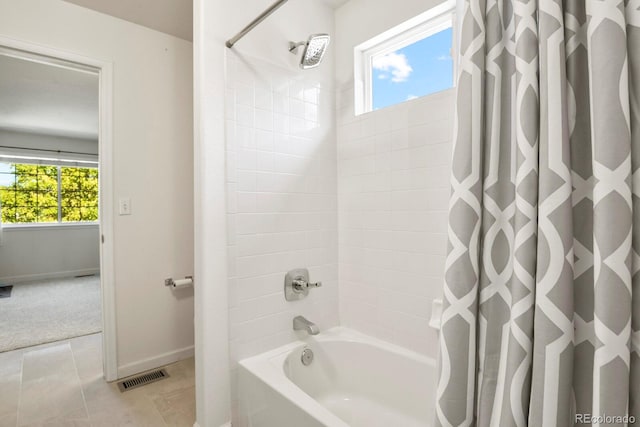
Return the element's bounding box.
[293,316,319,335]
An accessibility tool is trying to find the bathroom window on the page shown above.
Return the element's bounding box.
[0,161,99,225]
[354,1,456,114]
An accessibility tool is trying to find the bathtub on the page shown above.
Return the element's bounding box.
[237,327,436,427]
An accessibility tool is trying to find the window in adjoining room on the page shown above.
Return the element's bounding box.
[0,161,98,225]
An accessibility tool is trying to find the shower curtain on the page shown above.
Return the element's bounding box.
[436,0,639,426]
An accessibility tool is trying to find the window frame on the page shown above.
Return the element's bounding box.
[0,158,99,228]
[354,0,457,115]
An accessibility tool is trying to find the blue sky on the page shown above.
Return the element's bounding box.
[0,162,14,187]
[372,27,453,110]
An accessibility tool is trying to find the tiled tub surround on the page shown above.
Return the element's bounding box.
[337,88,454,359]
[225,52,339,413]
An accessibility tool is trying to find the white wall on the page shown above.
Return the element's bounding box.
[335,0,453,358]
[0,0,194,378]
[0,225,99,283]
[194,0,231,425]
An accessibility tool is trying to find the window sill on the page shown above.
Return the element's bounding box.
[3,222,99,231]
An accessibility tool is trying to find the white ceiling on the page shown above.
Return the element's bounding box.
[63,0,350,42]
[63,0,193,41]
[0,54,99,140]
[65,0,193,41]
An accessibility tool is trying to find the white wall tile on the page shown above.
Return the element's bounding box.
[226,53,339,368]
[236,84,254,107]
[255,88,273,111]
[338,88,454,360]
[254,109,273,131]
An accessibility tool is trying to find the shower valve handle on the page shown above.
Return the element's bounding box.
[284,268,321,301]
[292,278,322,291]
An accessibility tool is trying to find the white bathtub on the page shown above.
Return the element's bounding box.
[237,327,436,427]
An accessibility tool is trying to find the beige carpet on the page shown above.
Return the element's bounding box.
[0,275,101,352]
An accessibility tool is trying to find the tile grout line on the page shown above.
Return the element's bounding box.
[154,395,170,426]
[140,379,170,427]
[68,339,92,426]
[14,349,24,427]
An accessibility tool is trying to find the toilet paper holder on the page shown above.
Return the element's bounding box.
[165,276,194,288]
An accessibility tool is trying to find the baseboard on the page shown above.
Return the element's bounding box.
[192,421,231,427]
[1,268,100,284]
[117,345,195,379]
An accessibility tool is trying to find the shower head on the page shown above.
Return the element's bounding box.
[289,34,330,69]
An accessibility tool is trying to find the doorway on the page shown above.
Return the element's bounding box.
[0,40,116,381]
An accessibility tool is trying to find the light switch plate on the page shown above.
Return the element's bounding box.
[119,198,131,215]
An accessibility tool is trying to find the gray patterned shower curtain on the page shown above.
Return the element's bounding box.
[436,0,640,426]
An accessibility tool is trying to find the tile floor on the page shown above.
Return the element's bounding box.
[0,333,195,427]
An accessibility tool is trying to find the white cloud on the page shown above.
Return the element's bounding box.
[437,54,451,61]
[372,52,413,83]
[407,94,419,101]
[378,73,389,80]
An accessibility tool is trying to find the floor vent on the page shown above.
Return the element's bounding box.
[117,369,169,392]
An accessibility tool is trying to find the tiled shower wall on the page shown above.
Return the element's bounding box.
[337,88,454,359]
[224,51,339,406]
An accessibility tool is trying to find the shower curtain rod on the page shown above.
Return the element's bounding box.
[226,0,289,48]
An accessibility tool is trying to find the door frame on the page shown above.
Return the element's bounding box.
[0,35,118,381]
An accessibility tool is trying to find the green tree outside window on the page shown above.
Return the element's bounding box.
[0,163,99,224]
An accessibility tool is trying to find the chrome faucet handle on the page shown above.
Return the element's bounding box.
[292,279,322,291]
[285,268,321,301]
